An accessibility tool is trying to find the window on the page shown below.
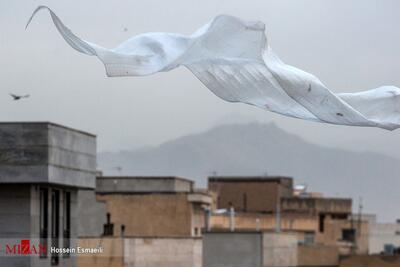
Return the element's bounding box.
[304,232,315,244]
[39,188,48,258]
[51,190,60,266]
[103,213,114,236]
[242,194,247,212]
[319,214,325,233]
[342,229,356,242]
[63,191,71,257]
[121,224,125,237]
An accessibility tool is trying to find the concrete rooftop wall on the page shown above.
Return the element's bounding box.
[124,237,202,267]
[96,176,193,193]
[0,122,96,188]
[202,232,301,267]
[203,232,262,267]
[77,189,107,237]
[263,232,298,267]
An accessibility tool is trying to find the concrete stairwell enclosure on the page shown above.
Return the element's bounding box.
[0,122,96,267]
[203,231,299,267]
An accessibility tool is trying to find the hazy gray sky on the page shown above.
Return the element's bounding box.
[1,0,399,158]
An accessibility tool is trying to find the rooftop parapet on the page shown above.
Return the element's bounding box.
[0,122,96,188]
[281,197,352,215]
[208,175,293,184]
[96,176,194,193]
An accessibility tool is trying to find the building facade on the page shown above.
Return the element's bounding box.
[208,176,369,255]
[0,122,96,267]
[95,176,212,237]
[208,176,293,213]
[203,231,338,267]
[0,122,382,267]
[366,215,400,254]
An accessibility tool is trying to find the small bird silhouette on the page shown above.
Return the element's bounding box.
[9,93,30,101]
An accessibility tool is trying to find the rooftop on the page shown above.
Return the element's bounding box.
[0,121,96,137]
[96,176,195,194]
[0,121,96,188]
[208,176,293,183]
[97,176,194,183]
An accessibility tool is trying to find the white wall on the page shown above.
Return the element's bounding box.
[370,221,400,254]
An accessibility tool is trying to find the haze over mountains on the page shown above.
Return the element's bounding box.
[98,122,400,222]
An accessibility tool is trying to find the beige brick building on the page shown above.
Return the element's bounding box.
[208,176,369,255]
[96,176,212,237]
[208,176,293,213]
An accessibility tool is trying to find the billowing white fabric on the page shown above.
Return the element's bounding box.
[27,6,400,130]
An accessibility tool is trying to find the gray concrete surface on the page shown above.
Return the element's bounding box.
[0,122,97,267]
[124,237,202,267]
[0,184,32,238]
[263,232,298,267]
[203,232,262,267]
[0,122,96,189]
[77,189,107,237]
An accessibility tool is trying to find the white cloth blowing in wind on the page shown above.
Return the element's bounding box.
[27,6,400,130]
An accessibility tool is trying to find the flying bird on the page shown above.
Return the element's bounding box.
[9,93,30,101]
[26,6,400,130]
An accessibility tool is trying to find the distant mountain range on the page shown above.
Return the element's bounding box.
[98,122,400,222]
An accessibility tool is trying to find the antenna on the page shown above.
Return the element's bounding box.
[352,196,363,254]
[357,197,363,239]
[275,185,281,233]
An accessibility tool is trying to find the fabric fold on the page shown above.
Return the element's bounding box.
[27,6,400,130]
